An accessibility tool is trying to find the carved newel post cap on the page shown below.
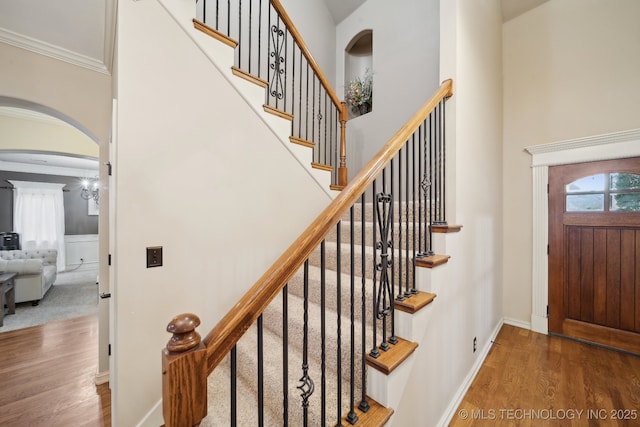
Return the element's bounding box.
[166,313,202,353]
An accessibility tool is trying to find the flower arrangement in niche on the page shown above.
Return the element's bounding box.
[345,69,373,115]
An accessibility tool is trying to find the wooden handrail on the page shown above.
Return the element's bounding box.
[270,0,342,110]
[202,79,453,372]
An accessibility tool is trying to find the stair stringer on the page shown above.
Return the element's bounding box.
[157,0,338,198]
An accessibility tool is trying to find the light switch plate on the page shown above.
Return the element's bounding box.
[146,246,163,268]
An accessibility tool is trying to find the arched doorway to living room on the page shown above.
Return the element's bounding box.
[0,100,111,416]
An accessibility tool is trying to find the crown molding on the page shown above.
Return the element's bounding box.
[525,128,640,167]
[0,27,110,75]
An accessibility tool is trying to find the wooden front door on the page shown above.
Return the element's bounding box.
[548,157,640,354]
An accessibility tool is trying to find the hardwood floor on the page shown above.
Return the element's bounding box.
[451,324,640,426]
[0,314,111,426]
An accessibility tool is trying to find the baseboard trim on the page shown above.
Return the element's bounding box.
[436,318,504,427]
[94,370,110,385]
[503,317,531,331]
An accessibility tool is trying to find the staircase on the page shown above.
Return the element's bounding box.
[194,202,457,426]
[158,1,456,426]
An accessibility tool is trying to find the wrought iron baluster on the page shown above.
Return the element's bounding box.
[358,193,369,413]
[389,162,398,346]
[320,240,326,426]
[397,149,405,303]
[417,127,423,255]
[411,134,418,295]
[231,345,237,427]
[404,143,411,298]
[370,181,380,358]
[226,0,230,36]
[441,99,447,224]
[297,261,314,427]
[374,187,393,352]
[282,284,289,426]
[269,19,285,103]
[347,206,358,424]
[258,314,264,427]
[336,224,344,427]
[257,0,262,78]
[248,0,252,73]
[237,0,242,68]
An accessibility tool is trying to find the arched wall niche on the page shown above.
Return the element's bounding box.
[344,29,373,118]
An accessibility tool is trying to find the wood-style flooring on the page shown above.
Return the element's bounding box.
[0,314,111,426]
[451,324,640,426]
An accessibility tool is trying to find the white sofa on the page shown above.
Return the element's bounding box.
[0,249,58,304]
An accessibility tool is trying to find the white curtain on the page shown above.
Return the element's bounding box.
[10,180,66,272]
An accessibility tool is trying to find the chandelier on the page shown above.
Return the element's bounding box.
[81,178,100,205]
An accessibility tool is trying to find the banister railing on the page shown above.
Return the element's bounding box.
[163,79,453,426]
[196,0,349,187]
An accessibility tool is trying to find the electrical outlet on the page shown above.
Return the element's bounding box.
[473,336,477,353]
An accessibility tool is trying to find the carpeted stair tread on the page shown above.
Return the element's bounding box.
[285,264,374,322]
[326,220,423,248]
[262,289,374,388]
[230,321,365,426]
[307,241,416,286]
[202,357,280,426]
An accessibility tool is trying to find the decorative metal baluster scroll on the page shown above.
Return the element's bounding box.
[297,261,314,426]
[374,192,394,352]
[269,24,285,100]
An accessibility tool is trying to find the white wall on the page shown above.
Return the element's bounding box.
[281,0,336,87]
[393,0,504,425]
[114,1,332,425]
[502,0,640,325]
[335,0,440,178]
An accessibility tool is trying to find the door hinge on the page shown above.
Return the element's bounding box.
[547,244,549,255]
[108,254,112,266]
[108,344,111,356]
[546,305,549,317]
[547,183,549,193]
[105,161,112,176]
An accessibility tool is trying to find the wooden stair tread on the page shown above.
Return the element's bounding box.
[395,291,436,314]
[231,66,267,88]
[415,254,450,268]
[311,162,333,172]
[366,337,418,375]
[263,104,293,121]
[193,19,237,48]
[336,396,394,427]
[432,224,463,233]
[290,136,315,148]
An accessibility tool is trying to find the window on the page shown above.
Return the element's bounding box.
[566,173,640,212]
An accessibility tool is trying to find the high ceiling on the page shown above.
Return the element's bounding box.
[0,0,550,77]
[0,0,548,172]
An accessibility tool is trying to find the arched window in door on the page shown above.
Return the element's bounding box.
[566,173,640,212]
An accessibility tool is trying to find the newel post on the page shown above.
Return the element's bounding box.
[162,313,208,427]
[338,101,349,187]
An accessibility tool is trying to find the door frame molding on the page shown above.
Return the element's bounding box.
[525,128,640,335]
